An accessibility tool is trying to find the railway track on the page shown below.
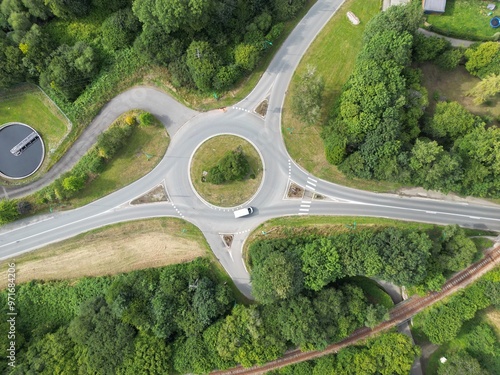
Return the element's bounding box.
[211,245,500,375]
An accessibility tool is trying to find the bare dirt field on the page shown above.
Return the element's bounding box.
[0,218,207,289]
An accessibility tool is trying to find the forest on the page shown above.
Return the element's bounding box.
[0,0,307,123]
[0,256,418,374]
[249,225,484,300]
[322,2,500,198]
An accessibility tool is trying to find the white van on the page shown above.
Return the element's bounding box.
[234,207,253,218]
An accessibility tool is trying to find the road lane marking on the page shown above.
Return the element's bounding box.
[308,177,317,183]
[299,208,309,212]
[300,204,310,208]
[305,185,316,191]
[306,181,316,187]
[426,211,436,214]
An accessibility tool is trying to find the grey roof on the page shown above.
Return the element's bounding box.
[423,0,446,12]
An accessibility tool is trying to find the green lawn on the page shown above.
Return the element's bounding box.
[425,0,500,41]
[0,84,70,179]
[281,0,402,193]
[190,135,263,207]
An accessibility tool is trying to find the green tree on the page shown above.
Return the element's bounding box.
[44,0,90,19]
[206,146,250,184]
[465,42,500,78]
[434,48,463,71]
[68,297,136,375]
[101,9,140,51]
[0,199,19,224]
[173,335,213,374]
[216,305,286,367]
[137,111,155,126]
[20,327,78,374]
[437,350,488,375]
[439,225,477,272]
[22,0,52,19]
[132,0,211,34]
[277,296,327,350]
[1,42,27,86]
[466,74,500,105]
[186,40,220,91]
[271,0,306,21]
[118,334,172,375]
[62,174,85,192]
[234,43,260,71]
[375,228,432,286]
[292,65,324,125]
[19,24,54,76]
[412,33,450,62]
[251,251,304,304]
[427,101,477,139]
[40,42,99,101]
[301,237,343,291]
[364,304,389,329]
[368,333,420,375]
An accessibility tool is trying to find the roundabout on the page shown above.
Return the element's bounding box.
[0,122,44,179]
[190,134,264,208]
[1,0,500,302]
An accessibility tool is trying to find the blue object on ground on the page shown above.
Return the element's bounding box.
[491,16,500,28]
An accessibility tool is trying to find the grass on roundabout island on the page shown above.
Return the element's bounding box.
[0,84,70,182]
[190,135,263,207]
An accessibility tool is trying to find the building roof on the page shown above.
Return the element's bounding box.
[423,0,446,13]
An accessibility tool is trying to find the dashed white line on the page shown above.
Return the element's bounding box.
[306,181,316,187]
[302,201,311,204]
[308,177,317,183]
[299,208,309,212]
[300,204,310,208]
[305,185,316,191]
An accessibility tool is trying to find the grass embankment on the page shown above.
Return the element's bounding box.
[0,84,70,181]
[282,0,402,193]
[67,111,169,207]
[424,0,500,41]
[421,63,500,123]
[190,135,263,207]
[0,218,206,289]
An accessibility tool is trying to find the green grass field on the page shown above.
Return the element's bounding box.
[190,135,263,207]
[0,84,70,175]
[281,0,402,193]
[0,84,71,179]
[425,0,500,41]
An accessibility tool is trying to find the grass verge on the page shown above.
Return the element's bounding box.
[0,218,206,289]
[67,111,169,207]
[0,84,70,182]
[190,135,263,207]
[281,0,403,193]
[424,0,500,41]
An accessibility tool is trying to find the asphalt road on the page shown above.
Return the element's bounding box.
[1,0,499,299]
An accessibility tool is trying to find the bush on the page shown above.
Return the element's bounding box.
[465,42,500,78]
[434,48,463,70]
[206,147,250,184]
[412,33,450,62]
[101,9,140,52]
[137,112,155,126]
[0,199,20,224]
